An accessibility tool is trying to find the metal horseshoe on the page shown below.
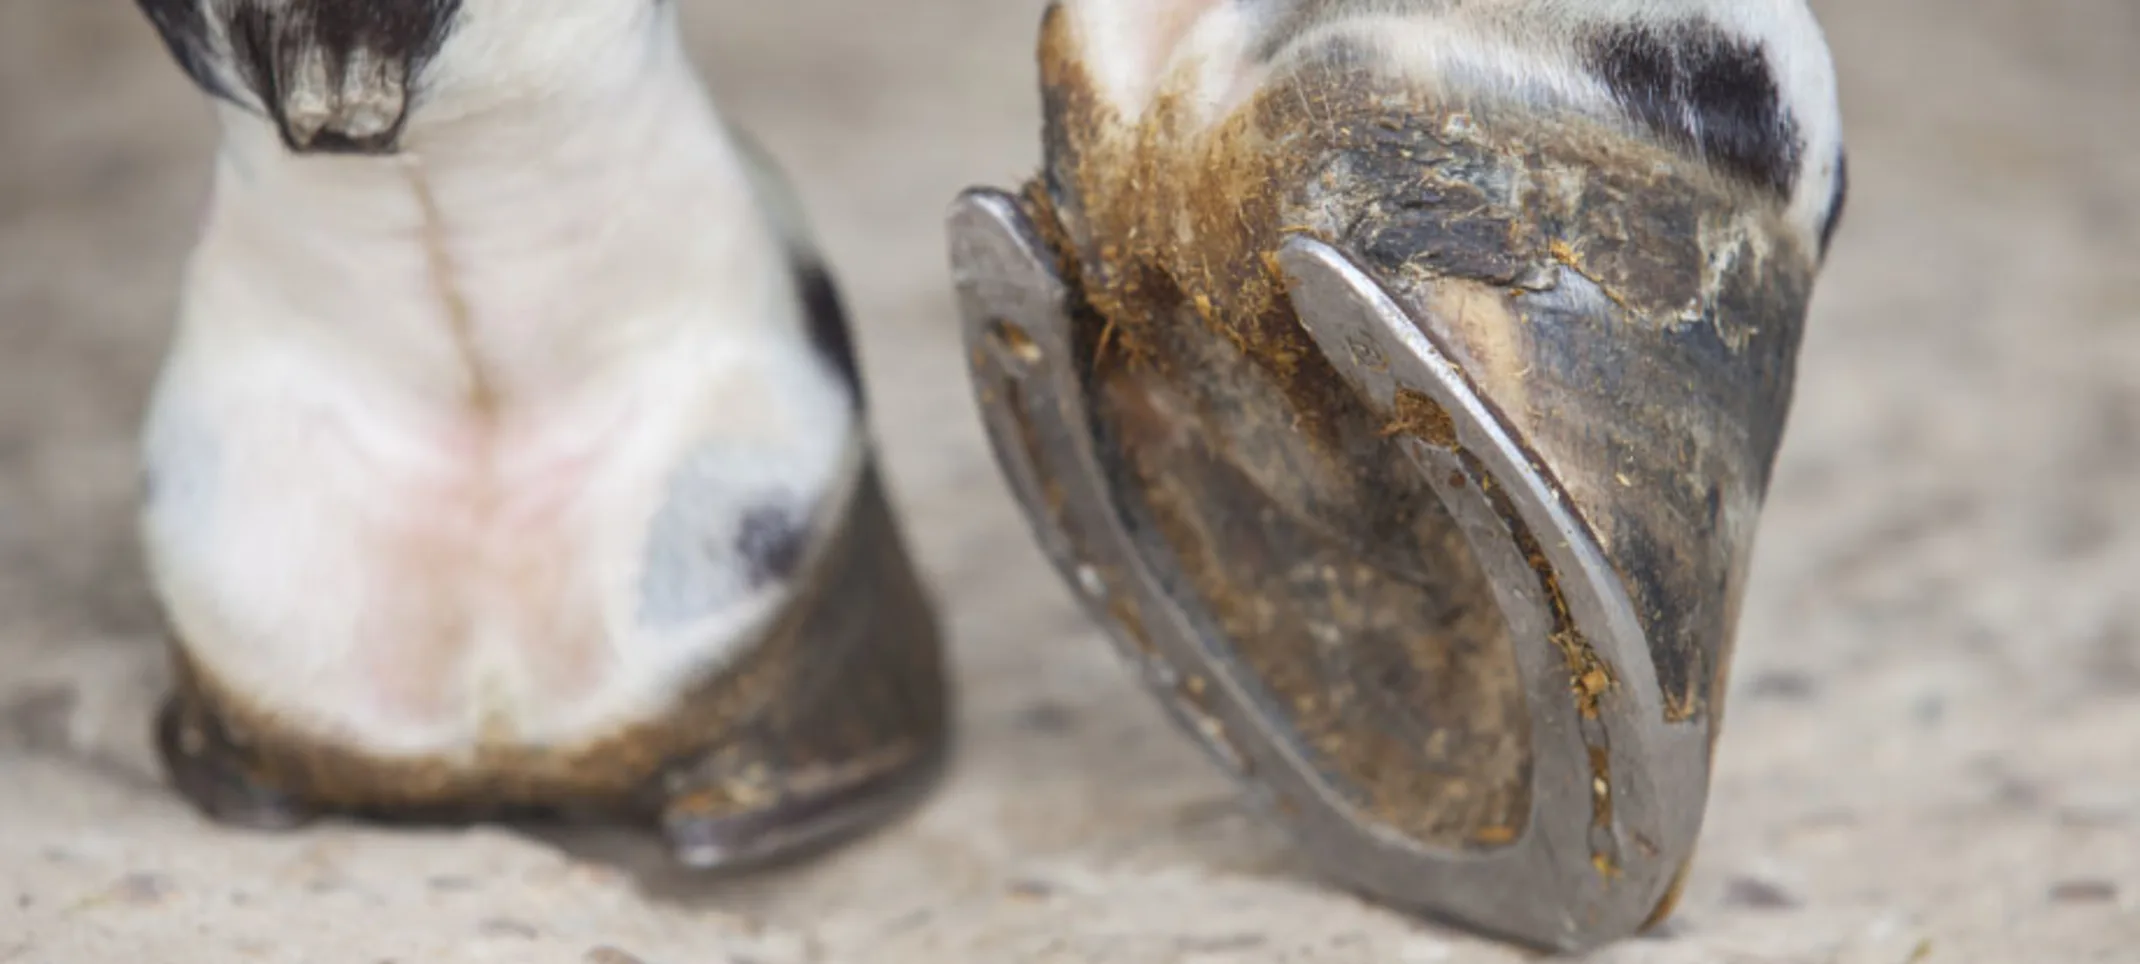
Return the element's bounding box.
[947,186,1750,951]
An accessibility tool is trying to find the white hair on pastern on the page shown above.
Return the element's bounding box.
[134,0,870,752]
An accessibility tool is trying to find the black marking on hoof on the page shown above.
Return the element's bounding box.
[637,454,818,631]
[134,0,231,99]
[154,694,316,831]
[735,505,810,589]
[792,260,865,407]
[229,0,463,154]
[1819,151,1849,257]
[1584,20,1805,199]
[133,0,466,153]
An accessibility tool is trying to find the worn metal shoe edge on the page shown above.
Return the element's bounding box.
[948,187,1712,951]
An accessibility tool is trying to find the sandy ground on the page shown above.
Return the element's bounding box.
[3,1,2138,962]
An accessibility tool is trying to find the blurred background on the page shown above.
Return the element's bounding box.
[1,1,2136,961]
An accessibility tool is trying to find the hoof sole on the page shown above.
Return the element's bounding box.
[949,173,1787,951]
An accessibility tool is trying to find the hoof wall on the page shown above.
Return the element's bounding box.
[148,464,950,871]
[659,744,946,872]
[156,695,317,832]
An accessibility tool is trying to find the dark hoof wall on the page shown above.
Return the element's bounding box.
[155,694,317,832]
[655,462,954,870]
[660,742,947,872]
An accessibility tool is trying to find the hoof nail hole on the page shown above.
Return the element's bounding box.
[987,319,1043,367]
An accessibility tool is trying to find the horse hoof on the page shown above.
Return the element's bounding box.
[949,1,1844,950]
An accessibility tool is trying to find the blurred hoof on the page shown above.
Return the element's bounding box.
[155,464,949,867]
[132,1,951,871]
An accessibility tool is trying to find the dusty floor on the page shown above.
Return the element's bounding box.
[4,1,2139,962]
